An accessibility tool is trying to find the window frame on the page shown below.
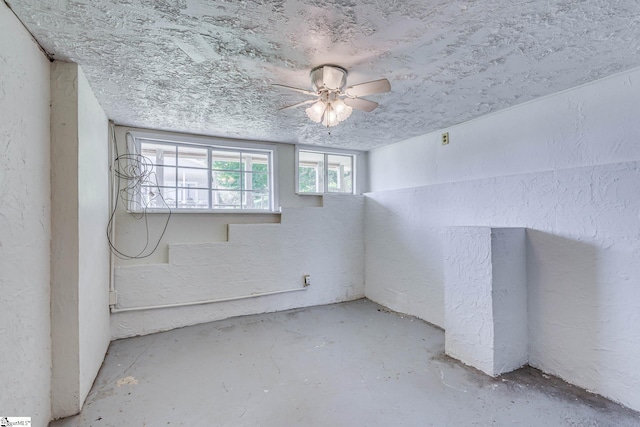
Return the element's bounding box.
[295,145,360,195]
[127,131,279,214]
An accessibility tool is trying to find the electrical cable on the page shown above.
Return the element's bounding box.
[106,125,172,259]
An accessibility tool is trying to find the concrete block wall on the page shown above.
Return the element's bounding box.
[0,4,52,425]
[366,66,640,411]
[111,195,365,338]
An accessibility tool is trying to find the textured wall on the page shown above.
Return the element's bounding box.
[111,127,325,267]
[112,195,365,338]
[0,3,52,426]
[365,67,640,410]
[444,227,527,377]
[77,66,111,403]
[50,61,81,419]
[369,66,640,191]
[50,62,110,418]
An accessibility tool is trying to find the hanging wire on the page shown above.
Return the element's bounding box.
[106,125,172,259]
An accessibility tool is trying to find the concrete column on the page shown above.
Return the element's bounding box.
[444,227,527,377]
[50,62,111,419]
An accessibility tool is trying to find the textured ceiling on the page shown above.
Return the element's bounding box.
[8,0,640,150]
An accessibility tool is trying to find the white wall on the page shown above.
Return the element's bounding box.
[365,66,640,411]
[444,227,528,377]
[77,67,111,402]
[50,62,110,418]
[369,67,640,191]
[110,128,366,338]
[111,127,323,266]
[0,4,52,426]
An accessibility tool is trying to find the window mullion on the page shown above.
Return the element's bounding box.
[324,153,329,194]
[239,152,244,210]
[208,146,212,209]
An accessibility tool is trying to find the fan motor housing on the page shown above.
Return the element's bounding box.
[310,64,348,92]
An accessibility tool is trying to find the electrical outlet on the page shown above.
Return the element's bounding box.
[304,275,311,287]
[442,132,449,145]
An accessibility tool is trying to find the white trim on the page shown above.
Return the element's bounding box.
[134,209,282,215]
[295,143,362,156]
[128,130,280,152]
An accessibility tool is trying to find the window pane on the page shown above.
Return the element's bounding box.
[212,171,241,190]
[212,150,241,171]
[145,165,175,187]
[298,151,324,193]
[247,172,269,191]
[178,188,209,209]
[243,191,270,210]
[140,142,176,166]
[178,146,208,168]
[212,190,241,208]
[252,163,268,173]
[177,167,208,188]
[242,153,269,171]
[327,154,353,193]
[141,186,176,209]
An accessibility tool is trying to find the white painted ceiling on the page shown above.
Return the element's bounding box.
[8,0,640,151]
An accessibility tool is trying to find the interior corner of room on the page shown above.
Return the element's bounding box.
[2,0,640,425]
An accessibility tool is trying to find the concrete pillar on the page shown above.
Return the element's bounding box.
[50,62,111,419]
[444,227,527,376]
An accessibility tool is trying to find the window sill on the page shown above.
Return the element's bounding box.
[128,209,281,215]
[296,192,357,196]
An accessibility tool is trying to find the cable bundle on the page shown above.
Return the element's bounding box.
[107,126,171,259]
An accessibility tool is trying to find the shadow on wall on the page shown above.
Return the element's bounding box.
[363,196,445,326]
[526,230,602,390]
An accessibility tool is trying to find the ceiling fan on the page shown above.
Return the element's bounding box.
[273,64,391,127]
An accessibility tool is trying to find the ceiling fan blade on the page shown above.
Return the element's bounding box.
[271,84,316,96]
[278,99,318,111]
[322,65,346,90]
[345,78,391,97]
[344,97,378,112]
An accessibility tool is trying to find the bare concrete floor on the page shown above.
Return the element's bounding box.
[52,299,640,427]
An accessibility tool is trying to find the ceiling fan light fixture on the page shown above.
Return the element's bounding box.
[332,99,353,122]
[306,100,326,123]
[275,64,390,128]
[322,103,340,128]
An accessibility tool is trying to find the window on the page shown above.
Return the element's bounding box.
[297,148,356,194]
[129,132,276,212]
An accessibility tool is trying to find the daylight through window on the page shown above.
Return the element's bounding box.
[297,149,354,194]
[131,135,275,212]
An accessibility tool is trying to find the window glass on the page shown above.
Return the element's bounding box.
[178,146,208,168]
[134,136,274,211]
[297,150,354,194]
[298,151,324,193]
[212,171,241,190]
[177,168,208,188]
[212,150,241,171]
[141,186,176,209]
[327,154,353,193]
[178,188,208,209]
[212,190,241,209]
[141,142,176,166]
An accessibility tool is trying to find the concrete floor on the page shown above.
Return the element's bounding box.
[51,299,640,427]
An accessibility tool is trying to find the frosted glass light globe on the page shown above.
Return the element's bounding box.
[305,101,326,123]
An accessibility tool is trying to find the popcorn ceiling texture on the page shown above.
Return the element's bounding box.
[8,0,640,150]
